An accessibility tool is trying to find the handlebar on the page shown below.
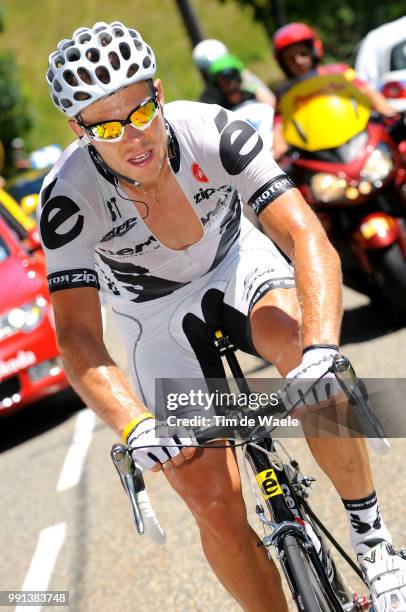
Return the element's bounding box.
[111,353,389,543]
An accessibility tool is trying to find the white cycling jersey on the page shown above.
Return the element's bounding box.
[38,101,296,407]
[37,101,294,305]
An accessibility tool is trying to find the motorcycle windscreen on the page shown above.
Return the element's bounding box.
[280,74,371,152]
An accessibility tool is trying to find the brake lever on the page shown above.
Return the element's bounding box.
[111,442,146,535]
[330,354,386,441]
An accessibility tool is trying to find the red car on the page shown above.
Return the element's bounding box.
[0,215,69,415]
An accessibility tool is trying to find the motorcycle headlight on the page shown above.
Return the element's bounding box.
[311,173,347,203]
[0,296,47,340]
[361,143,394,183]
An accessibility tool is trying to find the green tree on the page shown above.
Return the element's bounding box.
[0,3,32,176]
[217,0,405,61]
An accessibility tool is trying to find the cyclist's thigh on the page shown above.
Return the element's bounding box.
[223,225,300,361]
[110,287,228,412]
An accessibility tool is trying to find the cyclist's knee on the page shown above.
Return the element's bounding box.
[166,458,247,538]
[250,289,302,375]
[193,491,248,539]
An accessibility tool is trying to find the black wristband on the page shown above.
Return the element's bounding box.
[302,344,339,356]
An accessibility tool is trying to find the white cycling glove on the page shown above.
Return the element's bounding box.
[126,412,196,471]
[283,345,342,413]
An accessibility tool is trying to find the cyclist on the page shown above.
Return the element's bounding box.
[40,21,406,612]
[272,22,398,159]
[192,37,275,106]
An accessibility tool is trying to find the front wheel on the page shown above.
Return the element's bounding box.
[282,534,334,611]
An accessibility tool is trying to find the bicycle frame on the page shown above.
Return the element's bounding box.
[213,329,371,611]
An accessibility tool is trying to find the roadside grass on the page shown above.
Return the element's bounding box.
[0,0,282,151]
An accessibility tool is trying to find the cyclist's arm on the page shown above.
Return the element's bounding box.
[355,81,397,116]
[257,188,342,349]
[51,286,146,437]
[344,67,397,116]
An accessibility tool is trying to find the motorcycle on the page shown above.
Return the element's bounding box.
[279,73,406,319]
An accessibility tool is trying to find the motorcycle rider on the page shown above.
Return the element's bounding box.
[272,22,398,159]
[192,38,275,106]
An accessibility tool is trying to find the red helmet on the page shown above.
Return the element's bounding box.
[273,23,324,70]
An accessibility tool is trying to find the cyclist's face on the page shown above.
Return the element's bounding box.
[70,79,168,188]
[282,43,313,76]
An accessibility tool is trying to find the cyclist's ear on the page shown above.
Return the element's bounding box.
[69,118,86,139]
[155,79,164,108]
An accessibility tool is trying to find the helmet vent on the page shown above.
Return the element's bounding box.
[53,79,63,92]
[86,48,100,63]
[129,30,139,39]
[53,55,65,69]
[133,39,143,51]
[94,25,107,34]
[78,33,91,44]
[127,63,139,78]
[61,98,73,109]
[119,42,131,60]
[78,67,93,84]
[66,47,81,62]
[98,32,112,47]
[143,56,151,69]
[74,91,92,101]
[61,40,75,51]
[52,94,60,106]
[108,52,120,70]
[47,69,54,82]
[113,27,124,38]
[95,66,110,84]
[63,70,79,87]
[146,46,152,56]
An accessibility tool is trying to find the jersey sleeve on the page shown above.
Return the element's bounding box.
[37,175,102,293]
[203,105,295,216]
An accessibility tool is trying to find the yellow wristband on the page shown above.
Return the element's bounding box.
[122,411,155,444]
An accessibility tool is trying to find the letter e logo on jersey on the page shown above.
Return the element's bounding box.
[192,162,209,183]
[40,177,84,250]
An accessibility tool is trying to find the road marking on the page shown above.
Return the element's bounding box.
[56,408,95,491]
[16,522,66,612]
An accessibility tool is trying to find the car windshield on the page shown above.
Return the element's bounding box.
[390,39,406,71]
[0,236,10,262]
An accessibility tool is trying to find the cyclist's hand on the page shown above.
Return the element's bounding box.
[283,346,343,414]
[128,415,197,472]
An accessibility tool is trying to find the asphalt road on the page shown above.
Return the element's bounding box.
[0,285,405,612]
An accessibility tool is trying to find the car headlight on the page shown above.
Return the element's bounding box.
[0,296,47,340]
[311,173,348,202]
[361,143,394,183]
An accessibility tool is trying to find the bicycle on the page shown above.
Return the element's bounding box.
[111,330,391,611]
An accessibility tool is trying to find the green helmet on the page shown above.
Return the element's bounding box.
[208,54,244,82]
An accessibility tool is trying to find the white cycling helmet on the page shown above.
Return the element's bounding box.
[192,39,228,72]
[47,21,156,117]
